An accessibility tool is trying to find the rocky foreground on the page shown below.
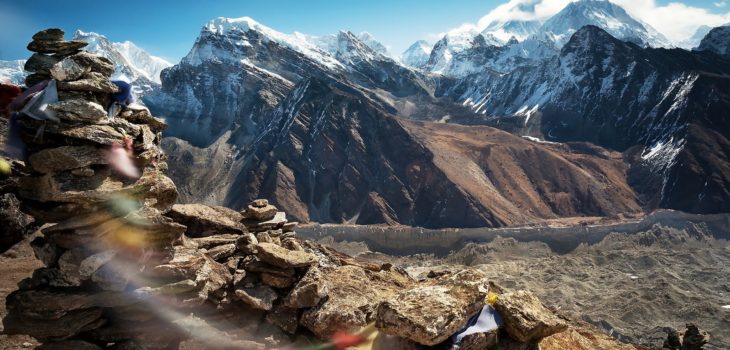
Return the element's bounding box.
[0,29,712,350]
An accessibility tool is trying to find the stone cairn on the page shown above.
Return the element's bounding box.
[4,28,641,350]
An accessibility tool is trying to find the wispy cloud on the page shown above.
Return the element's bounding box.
[615,0,730,41]
[714,0,727,7]
[445,0,730,44]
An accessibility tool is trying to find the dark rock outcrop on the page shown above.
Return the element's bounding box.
[0,192,37,252]
[217,77,641,228]
[439,26,730,216]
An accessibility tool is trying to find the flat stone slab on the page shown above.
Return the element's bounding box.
[254,242,316,268]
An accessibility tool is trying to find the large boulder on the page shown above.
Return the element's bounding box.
[118,105,167,133]
[235,285,278,311]
[285,266,328,308]
[676,323,710,350]
[145,249,232,306]
[493,290,568,343]
[17,170,178,218]
[375,269,489,346]
[32,28,65,41]
[165,203,246,237]
[300,265,413,339]
[243,212,288,233]
[66,52,115,77]
[25,53,61,74]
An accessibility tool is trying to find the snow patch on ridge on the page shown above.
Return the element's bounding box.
[190,17,343,70]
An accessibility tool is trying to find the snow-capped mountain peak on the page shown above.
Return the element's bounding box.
[113,41,171,83]
[297,30,388,63]
[540,0,670,47]
[676,25,712,49]
[424,27,483,74]
[400,40,432,68]
[482,19,542,43]
[186,16,343,69]
[355,32,390,56]
[73,30,171,89]
[203,16,261,35]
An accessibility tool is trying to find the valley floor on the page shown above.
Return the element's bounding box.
[318,225,730,349]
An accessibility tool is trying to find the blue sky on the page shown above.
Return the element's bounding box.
[0,0,496,61]
[1,0,728,62]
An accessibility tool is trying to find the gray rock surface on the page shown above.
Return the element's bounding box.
[375,269,489,345]
[493,290,568,342]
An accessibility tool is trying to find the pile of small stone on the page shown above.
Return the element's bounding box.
[241,199,298,235]
[3,28,190,349]
[14,29,173,221]
[24,29,89,88]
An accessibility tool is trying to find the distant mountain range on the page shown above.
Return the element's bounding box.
[3,0,730,228]
[402,0,671,73]
[138,1,730,228]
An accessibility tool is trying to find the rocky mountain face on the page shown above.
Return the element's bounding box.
[695,25,730,58]
[430,34,558,76]
[163,76,642,228]
[145,17,432,148]
[423,29,498,75]
[354,31,390,56]
[439,25,730,214]
[148,15,730,227]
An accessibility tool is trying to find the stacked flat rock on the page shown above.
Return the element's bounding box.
[17,29,171,223]
[3,28,190,349]
[24,28,94,88]
[241,199,298,234]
